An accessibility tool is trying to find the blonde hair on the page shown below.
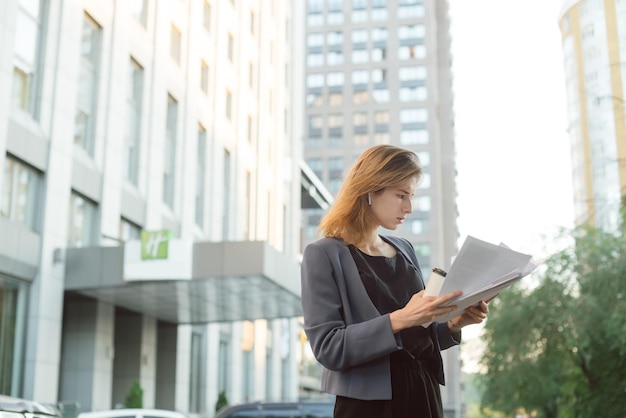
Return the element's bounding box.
[319,145,422,246]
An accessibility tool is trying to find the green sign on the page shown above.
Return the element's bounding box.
[140,230,173,260]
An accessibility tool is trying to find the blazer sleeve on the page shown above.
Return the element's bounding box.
[301,242,402,372]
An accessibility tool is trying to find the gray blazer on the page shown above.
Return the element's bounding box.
[300,235,460,400]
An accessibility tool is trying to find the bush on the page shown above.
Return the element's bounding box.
[124,379,143,408]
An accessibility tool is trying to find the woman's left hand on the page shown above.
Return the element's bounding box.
[448,300,489,332]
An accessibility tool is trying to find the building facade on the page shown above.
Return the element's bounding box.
[301,0,462,416]
[559,0,626,230]
[0,0,329,415]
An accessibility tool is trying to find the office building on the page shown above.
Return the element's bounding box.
[302,0,462,416]
[0,0,330,415]
[559,0,626,231]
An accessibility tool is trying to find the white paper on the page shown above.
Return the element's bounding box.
[421,235,538,327]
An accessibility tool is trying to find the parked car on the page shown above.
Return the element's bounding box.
[77,409,187,418]
[215,401,334,418]
[0,395,62,418]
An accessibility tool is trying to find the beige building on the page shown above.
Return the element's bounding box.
[0,0,330,415]
[301,0,462,416]
[559,0,626,230]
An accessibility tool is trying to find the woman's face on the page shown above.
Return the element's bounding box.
[370,177,417,230]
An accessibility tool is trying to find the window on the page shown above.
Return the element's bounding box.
[398,24,425,40]
[307,0,323,13]
[74,14,102,156]
[374,110,389,124]
[328,92,343,106]
[351,49,368,63]
[351,9,367,22]
[351,70,369,85]
[353,134,369,147]
[400,108,428,123]
[400,129,429,144]
[164,94,178,208]
[222,150,231,239]
[308,115,323,130]
[372,88,389,103]
[306,73,324,88]
[247,115,253,142]
[399,66,426,81]
[125,57,143,185]
[119,217,141,241]
[203,1,211,31]
[249,62,254,88]
[307,158,323,178]
[371,47,386,61]
[352,29,368,44]
[399,3,424,18]
[200,61,209,94]
[130,0,147,25]
[352,90,369,104]
[328,114,343,128]
[371,8,387,20]
[414,195,431,210]
[227,33,234,61]
[68,191,97,247]
[307,33,324,47]
[327,72,344,86]
[371,68,387,83]
[307,53,324,66]
[307,92,323,107]
[226,90,232,119]
[399,44,426,60]
[327,51,343,65]
[327,31,343,46]
[416,151,430,167]
[353,112,367,126]
[195,124,206,228]
[371,28,388,42]
[1,155,41,231]
[170,24,181,63]
[400,86,427,101]
[12,0,45,116]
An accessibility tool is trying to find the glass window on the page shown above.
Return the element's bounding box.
[399,66,426,81]
[170,24,181,63]
[327,31,343,46]
[371,68,386,83]
[374,110,389,124]
[351,70,369,85]
[1,155,41,231]
[308,115,323,129]
[352,0,367,8]
[329,135,343,148]
[353,134,369,147]
[307,33,324,47]
[200,61,209,93]
[74,14,102,156]
[374,132,389,144]
[328,156,343,171]
[371,8,387,20]
[399,44,426,60]
[119,217,141,241]
[371,47,386,61]
[130,0,147,25]
[400,129,429,144]
[327,51,343,65]
[352,29,368,44]
[328,114,343,128]
[328,92,343,106]
[227,33,234,61]
[416,151,430,166]
[418,173,430,189]
[398,24,425,40]
[351,49,368,64]
[307,73,324,88]
[351,9,367,22]
[307,136,323,149]
[68,191,97,247]
[12,0,45,116]
[398,4,424,18]
[328,0,343,11]
[196,124,207,228]
[414,196,431,211]
[307,53,324,66]
[411,219,423,234]
[164,94,178,208]
[352,90,369,104]
[125,57,143,186]
[0,276,28,395]
[353,112,367,126]
[307,158,323,178]
[307,13,324,26]
[307,92,323,107]
[226,90,232,119]
[400,108,427,123]
[400,86,427,101]
[203,1,211,31]
[372,88,389,103]
[327,12,344,24]
[308,0,323,13]
[327,71,344,86]
[371,27,387,42]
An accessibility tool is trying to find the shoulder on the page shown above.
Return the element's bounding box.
[305,237,346,251]
[381,235,413,251]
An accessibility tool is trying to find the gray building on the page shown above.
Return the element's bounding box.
[301,0,462,416]
[0,0,330,415]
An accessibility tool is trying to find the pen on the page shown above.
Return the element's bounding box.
[432,267,447,277]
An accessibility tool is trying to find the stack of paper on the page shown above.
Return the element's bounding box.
[421,235,538,326]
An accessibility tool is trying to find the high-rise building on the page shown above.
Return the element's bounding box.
[0,0,330,415]
[559,0,626,231]
[301,0,462,416]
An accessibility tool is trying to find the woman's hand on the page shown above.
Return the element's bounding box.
[390,290,462,332]
[447,300,489,332]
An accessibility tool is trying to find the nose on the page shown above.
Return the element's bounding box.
[404,198,413,213]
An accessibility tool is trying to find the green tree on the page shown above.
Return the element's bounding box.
[124,379,143,408]
[215,390,229,413]
[479,224,626,417]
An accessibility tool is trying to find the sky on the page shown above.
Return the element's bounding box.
[447,0,576,371]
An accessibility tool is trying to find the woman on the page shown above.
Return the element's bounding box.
[301,145,488,417]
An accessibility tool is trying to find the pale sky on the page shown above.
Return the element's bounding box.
[448,0,576,370]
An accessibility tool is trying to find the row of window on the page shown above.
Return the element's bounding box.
[305,128,429,150]
[306,44,425,66]
[307,6,424,26]
[307,25,425,47]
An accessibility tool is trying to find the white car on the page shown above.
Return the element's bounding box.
[77,409,187,418]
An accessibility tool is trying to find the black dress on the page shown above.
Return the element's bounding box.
[332,246,444,418]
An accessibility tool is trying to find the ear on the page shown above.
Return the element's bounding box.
[367,193,372,206]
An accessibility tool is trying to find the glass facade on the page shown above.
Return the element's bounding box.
[0,275,28,396]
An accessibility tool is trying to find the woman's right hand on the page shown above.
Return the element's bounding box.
[389,290,462,332]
